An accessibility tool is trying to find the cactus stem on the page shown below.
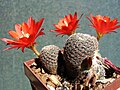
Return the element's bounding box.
[29,45,40,58]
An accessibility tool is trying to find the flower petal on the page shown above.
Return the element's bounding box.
[3,45,21,51]
[21,22,29,34]
[8,30,19,40]
[27,17,35,34]
[15,24,22,37]
[1,38,20,44]
[35,18,44,32]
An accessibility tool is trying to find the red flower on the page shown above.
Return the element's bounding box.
[1,17,45,52]
[87,14,120,40]
[50,12,80,36]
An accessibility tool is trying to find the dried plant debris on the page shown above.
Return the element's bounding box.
[30,58,120,90]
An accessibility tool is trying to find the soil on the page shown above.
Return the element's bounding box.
[30,59,120,90]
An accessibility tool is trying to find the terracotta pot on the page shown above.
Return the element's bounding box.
[24,59,49,90]
[104,78,120,90]
[24,59,120,90]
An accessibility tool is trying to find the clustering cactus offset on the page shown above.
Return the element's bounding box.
[40,45,60,74]
[64,33,99,80]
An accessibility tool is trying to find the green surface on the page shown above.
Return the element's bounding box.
[0,0,120,90]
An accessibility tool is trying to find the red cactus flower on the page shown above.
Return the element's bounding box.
[50,12,80,36]
[1,17,45,52]
[87,14,120,40]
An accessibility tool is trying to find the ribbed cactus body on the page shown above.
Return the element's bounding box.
[64,33,98,80]
[40,45,60,74]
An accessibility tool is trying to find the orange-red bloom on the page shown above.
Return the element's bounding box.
[1,17,45,52]
[87,14,120,40]
[50,12,80,36]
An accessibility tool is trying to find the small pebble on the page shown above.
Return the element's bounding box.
[47,84,55,90]
[35,68,40,73]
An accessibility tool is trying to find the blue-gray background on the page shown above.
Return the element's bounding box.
[0,0,120,90]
